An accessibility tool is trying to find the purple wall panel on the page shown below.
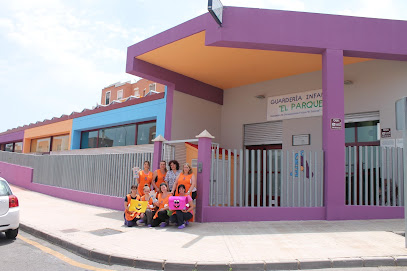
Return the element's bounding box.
[0,130,24,144]
[127,58,223,105]
[0,161,123,211]
[206,7,407,60]
[202,206,326,222]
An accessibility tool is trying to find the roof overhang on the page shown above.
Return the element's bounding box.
[127,7,407,104]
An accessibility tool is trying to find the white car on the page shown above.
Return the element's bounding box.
[0,177,19,239]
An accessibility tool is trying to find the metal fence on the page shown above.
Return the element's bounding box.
[210,149,324,207]
[345,146,404,206]
[0,151,153,197]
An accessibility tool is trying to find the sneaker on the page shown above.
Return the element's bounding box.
[147,224,152,227]
[136,220,145,226]
[185,221,189,226]
[178,224,186,229]
[160,222,167,228]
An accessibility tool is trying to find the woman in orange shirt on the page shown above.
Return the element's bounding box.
[151,183,171,227]
[152,160,167,192]
[137,185,156,227]
[123,185,140,227]
[136,161,153,196]
[172,163,197,200]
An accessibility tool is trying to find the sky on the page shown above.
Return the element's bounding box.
[0,0,407,133]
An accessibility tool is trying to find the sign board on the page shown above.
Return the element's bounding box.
[208,0,223,26]
[292,134,310,146]
[381,139,395,148]
[381,128,391,138]
[267,89,322,121]
[330,118,342,130]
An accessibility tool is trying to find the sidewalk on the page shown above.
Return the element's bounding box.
[11,184,407,271]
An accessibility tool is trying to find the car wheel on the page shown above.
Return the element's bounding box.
[5,228,18,239]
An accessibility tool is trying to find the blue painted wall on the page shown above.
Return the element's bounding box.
[71,92,167,149]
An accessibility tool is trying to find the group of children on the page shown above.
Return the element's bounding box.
[124,160,197,229]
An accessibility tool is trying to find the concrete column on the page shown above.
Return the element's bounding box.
[322,49,345,220]
[152,135,166,171]
[196,130,214,222]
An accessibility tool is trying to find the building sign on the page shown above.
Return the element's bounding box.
[292,134,310,146]
[267,89,322,121]
[330,118,342,130]
[381,128,391,138]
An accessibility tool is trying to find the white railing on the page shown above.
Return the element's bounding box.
[210,149,324,207]
[0,151,152,197]
[345,146,404,206]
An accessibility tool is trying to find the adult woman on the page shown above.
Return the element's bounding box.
[169,184,194,229]
[124,185,140,227]
[165,160,181,193]
[136,161,153,196]
[172,163,197,200]
[152,160,167,192]
[137,185,156,227]
[151,183,171,227]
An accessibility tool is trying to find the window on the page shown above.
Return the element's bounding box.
[98,124,136,148]
[149,83,156,92]
[80,121,155,149]
[0,180,11,196]
[30,138,51,153]
[81,131,98,149]
[137,122,156,145]
[5,143,13,152]
[345,120,380,145]
[117,89,123,100]
[52,135,70,151]
[105,91,111,104]
[14,142,23,153]
[134,88,140,97]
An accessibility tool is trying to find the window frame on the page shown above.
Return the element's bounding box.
[117,89,123,100]
[105,91,111,105]
[79,120,156,149]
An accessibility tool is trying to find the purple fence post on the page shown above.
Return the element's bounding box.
[196,130,214,222]
[322,49,346,220]
[152,135,166,171]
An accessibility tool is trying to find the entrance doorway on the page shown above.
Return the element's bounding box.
[246,144,282,206]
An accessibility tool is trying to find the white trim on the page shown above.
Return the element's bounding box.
[117,89,123,100]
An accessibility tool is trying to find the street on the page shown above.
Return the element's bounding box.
[0,230,150,271]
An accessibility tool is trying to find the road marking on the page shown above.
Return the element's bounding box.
[18,235,114,271]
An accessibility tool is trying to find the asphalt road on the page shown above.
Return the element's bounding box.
[0,230,152,271]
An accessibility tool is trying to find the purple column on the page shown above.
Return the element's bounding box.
[196,131,214,222]
[152,136,166,171]
[322,49,345,220]
[164,84,175,141]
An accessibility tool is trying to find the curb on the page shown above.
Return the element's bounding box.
[19,223,407,270]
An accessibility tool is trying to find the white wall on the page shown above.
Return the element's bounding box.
[171,91,222,141]
[220,60,407,150]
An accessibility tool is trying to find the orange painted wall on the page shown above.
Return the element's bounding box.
[23,120,73,153]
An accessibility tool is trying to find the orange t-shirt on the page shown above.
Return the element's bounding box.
[153,192,170,219]
[138,170,153,196]
[155,169,167,188]
[175,173,193,196]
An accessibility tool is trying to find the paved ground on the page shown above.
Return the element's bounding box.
[10,185,407,270]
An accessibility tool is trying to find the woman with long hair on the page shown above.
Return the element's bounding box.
[136,161,153,196]
[172,163,197,200]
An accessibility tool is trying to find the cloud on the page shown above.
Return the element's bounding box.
[222,0,306,11]
[336,0,404,20]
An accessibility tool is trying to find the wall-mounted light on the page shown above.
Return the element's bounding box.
[344,80,354,85]
[255,94,266,99]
